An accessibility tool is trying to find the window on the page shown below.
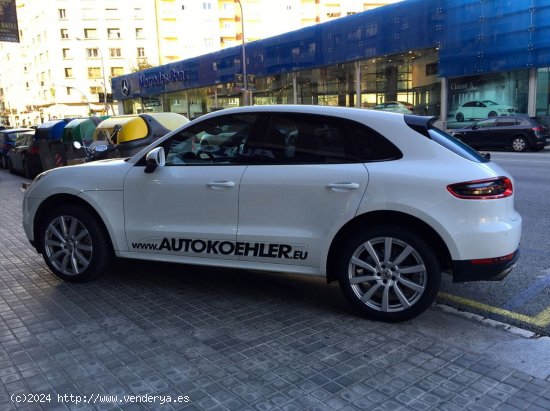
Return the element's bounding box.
[84,28,97,39]
[86,48,99,58]
[60,29,69,39]
[202,2,212,10]
[66,87,71,95]
[135,28,144,38]
[90,86,102,94]
[476,119,496,128]
[204,38,213,48]
[346,120,402,162]
[107,28,121,39]
[64,68,73,78]
[109,48,122,57]
[137,47,145,57]
[87,67,101,78]
[260,113,354,164]
[496,119,519,127]
[62,48,71,59]
[110,67,124,77]
[58,9,66,19]
[161,114,258,166]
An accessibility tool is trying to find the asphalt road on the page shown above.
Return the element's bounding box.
[438,149,550,336]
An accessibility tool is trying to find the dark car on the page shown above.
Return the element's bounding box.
[451,116,549,152]
[7,131,43,179]
[0,128,33,169]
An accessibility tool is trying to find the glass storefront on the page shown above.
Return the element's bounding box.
[120,48,442,118]
[537,68,550,117]
[447,70,529,129]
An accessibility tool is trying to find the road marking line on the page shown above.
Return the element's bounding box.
[438,292,550,327]
[503,271,550,310]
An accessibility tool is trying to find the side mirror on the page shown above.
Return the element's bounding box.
[111,124,122,144]
[144,146,165,174]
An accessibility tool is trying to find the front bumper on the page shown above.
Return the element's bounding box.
[452,249,519,282]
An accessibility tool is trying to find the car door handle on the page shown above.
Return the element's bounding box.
[327,182,360,191]
[207,181,236,189]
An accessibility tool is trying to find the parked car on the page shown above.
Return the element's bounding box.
[454,100,515,122]
[7,130,43,179]
[0,128,32,169]
[22,106,521,322]
[372,101,414,114]
[451,115,549,152]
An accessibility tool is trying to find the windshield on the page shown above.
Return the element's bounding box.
[428,127,489,163]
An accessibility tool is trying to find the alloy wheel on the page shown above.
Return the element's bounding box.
[347,236,427,313]
[44,215,93,276]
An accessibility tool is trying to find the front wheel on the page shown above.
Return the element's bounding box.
[336,226,441,322]
[39,205,112,282]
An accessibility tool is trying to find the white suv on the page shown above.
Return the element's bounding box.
[22,106,521,322]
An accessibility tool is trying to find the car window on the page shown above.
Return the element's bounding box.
[496,119,518,127]
[429,127,489,163]
[476,119,496,128]
[346,120,402,162]
[463,102,475,107]
[260,113,353,164]
[161,113,259,166]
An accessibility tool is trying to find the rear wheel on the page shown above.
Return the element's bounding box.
[336,226,441,322]
[39,205,112,282]
[455,112,464,122]
[511,136,528,152]
[488,111,498,118]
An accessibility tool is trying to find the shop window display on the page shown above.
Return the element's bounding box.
[447,71,529,129]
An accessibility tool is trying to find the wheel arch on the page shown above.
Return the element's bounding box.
[325,210,452,283]
[33,193,114,253]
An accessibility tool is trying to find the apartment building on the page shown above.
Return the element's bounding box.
[1,0,159,126]
[0,0,400,126]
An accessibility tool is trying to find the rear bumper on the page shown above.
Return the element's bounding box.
[452,249,519,282]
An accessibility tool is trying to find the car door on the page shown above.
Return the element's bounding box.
[464,118,496,148]
[237,112,370,270]
[493,118,519,148]
[10,133,26,172]
[123,112,262,261]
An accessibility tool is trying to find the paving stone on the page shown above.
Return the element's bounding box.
[0,169,549,410]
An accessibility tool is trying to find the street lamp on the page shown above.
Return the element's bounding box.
[235,0,249,106]
[75,37,111,114]
[51,84,91,116]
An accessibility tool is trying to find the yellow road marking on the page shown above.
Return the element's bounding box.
[438,292,550,327]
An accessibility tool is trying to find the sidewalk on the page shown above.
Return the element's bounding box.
[1,168,549,410]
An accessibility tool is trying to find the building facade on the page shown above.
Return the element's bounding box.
[0,0,400,127]
[112,0,550,130]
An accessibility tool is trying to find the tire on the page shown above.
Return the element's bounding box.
[511,136,528,152]
[39,204,112,282]
[455,112,464,122]
[488,111,497,118]
[336,226,441,322]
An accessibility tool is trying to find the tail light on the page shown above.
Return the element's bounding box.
[532,126,543,133]
[29,146,40,155]
[447,177,512,200]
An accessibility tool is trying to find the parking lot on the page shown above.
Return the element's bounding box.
[1,168,550,410]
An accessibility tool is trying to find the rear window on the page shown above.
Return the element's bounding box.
[428,127,489,163]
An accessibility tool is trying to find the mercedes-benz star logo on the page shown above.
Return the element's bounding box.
[121,79,130,97]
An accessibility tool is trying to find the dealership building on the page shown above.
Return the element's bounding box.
[112,0,550,129]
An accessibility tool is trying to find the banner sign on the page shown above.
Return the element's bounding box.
[0,0,20,43]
